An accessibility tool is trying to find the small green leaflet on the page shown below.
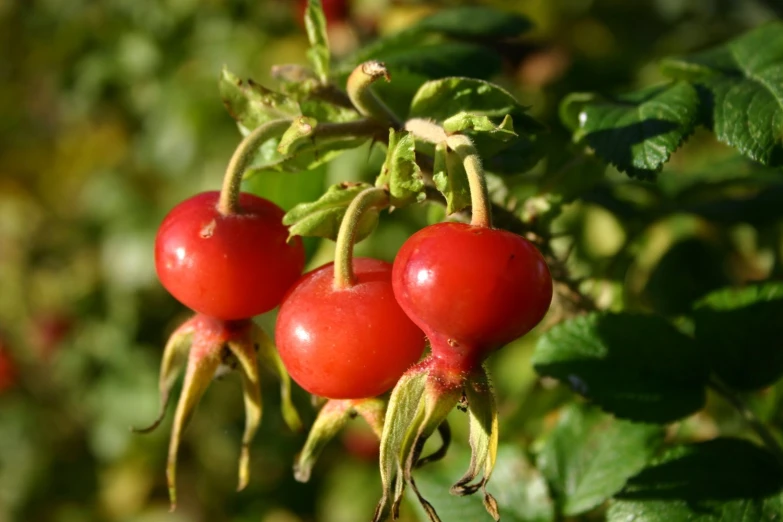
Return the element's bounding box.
[432,142,471,214]
[282,182,379,242]
[345,6,532,77]
[532,312,709,423]
[560,82,700,179]
[409,77,540,132]
[661,22,783,167]
[219,68,300,130]
[693,282,783,390]
[536,403,663,516]
[376,129,425,208]
[304,0,330,82]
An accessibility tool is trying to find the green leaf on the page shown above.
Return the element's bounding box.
[376,42,504,81]
[532,313,709,423]
[608,438,783,521]
[282,182,379,241]
[304,0,330,82]
[376,130,426,207]
[219,68,300,130]
[346,6,532,72]
[414,6,533,39]
[536,403,664,516]
[432,142,471,214]
[443,113,517,141]
[661,23,783,167]
[608,494,783,522]
[568,82,700,179]
[409,77,542,133]
[299,97,358,123]
[693,282,783,390]
[414,444,555,522]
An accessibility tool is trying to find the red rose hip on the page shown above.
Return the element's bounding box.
[155,191,305,320]
[392,222,552,371]
[276,257,425,399]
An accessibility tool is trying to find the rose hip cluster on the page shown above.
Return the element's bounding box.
[147,186,550,516]
[143,64,551,522]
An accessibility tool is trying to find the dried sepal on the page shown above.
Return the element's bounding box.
[374,364,429,522]
[294,397,388,483]
[373,358,501,522]
[414,421,452,469]
[167,335,223,510]
[225,326,262,492]
[353,397,386,438]
[374,359,462,522]
[450,365,499,520]
[294,399,354,483]
[255,325,302,432]
[132,317,195,433]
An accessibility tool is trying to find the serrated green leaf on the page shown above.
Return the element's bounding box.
[608,438,783,522]
[346,6,531,72]
[304,0,330,82]
[376,129,425,207]
[409,77,542,134]
[415,6,533,39]
[533,313,709,423]
[571,82,700,179]
[608,494,783,522]
[661,23,783,167]
[282,182,378,241]
[693,282,783,390]
[536,403,664,516]
[219,68,300,130]
[414,445,554,522]
[432,142,471,214]
[380,42,504,82]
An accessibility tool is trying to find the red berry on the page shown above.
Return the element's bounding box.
[276,258,426,399]
[155,191,305,320]
[296,0,349,26]
[392,222,552,372]
[0,344,16,393]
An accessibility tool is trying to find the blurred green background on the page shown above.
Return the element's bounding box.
[1,0,782,521]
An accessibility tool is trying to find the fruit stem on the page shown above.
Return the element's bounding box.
[709,377,783,469]
[404,118,448,144]
[333,186,389,290]
[445,134,492,228]
[347,61,400,127]
[218,119,292,215]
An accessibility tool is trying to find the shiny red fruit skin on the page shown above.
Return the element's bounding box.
[392,222,553,372]
[276,258,426,399]
[155,191,305,320]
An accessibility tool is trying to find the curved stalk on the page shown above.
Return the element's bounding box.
[218,119,291,215]
[445,134,492,228]
[333,186,389,290]
[346,61,400,127]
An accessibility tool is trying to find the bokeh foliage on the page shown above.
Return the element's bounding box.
[1,0,782,521]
